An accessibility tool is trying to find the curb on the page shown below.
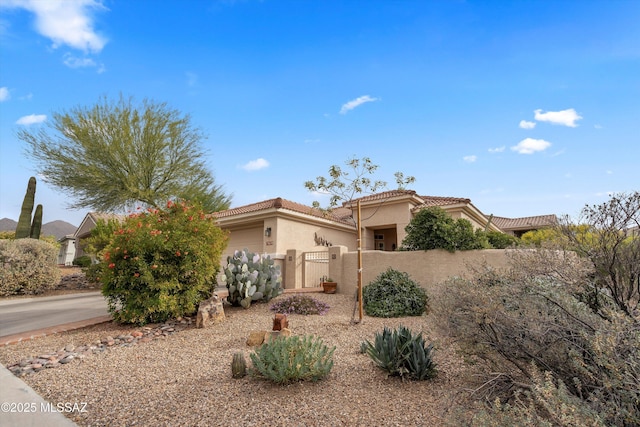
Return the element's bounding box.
[0,316,113,346]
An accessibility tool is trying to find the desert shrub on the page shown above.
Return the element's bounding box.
[485,231,520,249]
[401,206,489,252]
[0,238,61,296]
[436,249,640,426]
[363,268,428,317]
[250,335,335,384]
[220,248,283,308]
[270,294,330,315]
[361,325,437,381]
[73,255,92,268]
[101,200,228,324]
[0,231,15,240]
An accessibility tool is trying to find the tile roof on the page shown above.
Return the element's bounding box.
[347,189,418,204]
[414,195,471,209]
[214,197,355,226]
[492,214,558,231]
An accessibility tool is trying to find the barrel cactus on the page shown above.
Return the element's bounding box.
[221,249,283,309]
[231,352,247,378]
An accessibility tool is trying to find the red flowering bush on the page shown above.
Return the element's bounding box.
[101,200,228,324]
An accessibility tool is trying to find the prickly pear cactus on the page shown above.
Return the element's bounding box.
[220,248,283,309]
[231,352,247,378]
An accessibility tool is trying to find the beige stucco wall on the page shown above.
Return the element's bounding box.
[358,201,414,249]
[331,247,509,297]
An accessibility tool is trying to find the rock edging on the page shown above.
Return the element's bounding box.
[6,317,194,377]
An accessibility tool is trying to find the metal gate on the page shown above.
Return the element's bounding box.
[303,251,329,287]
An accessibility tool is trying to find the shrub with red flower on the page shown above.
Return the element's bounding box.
[100,200,228,324]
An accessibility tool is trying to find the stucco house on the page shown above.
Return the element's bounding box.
[73,190,556,287]
[57,234,76,265]
[73,211,125,259]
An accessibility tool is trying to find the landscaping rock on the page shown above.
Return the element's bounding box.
[6,317,194,377]
[196,293,225,328]
[246,330,268,347]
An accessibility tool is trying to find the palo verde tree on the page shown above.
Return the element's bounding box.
[18,95,231,214]
[304,156,415,323]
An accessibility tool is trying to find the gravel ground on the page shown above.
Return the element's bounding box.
[0,293,478,426]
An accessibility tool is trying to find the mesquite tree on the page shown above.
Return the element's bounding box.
[304,156,414,323]
[18,95,231,214]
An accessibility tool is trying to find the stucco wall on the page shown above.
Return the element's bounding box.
[331,247,510,296]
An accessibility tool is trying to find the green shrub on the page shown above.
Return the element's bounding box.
[485,231,520,249]
[72,255,92,268]
[250,335,335,384]
[0,238,61,296]
[361,325,437,381]
[270,294,330,315]
[220,248,283,308]
[401,206,489,252]
[363,268,428,317]
[100,200,228,324]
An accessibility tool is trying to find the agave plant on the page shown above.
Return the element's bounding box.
[361,325,437,381]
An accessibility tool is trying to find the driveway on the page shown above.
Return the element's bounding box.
[0,292,109,338]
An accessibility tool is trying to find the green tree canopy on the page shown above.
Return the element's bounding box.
[401,206,488,252]
[18,95,231,213]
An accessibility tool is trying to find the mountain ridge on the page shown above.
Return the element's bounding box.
[0,218,78,240]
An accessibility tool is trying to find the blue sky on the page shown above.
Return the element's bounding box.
[1,0,638,227]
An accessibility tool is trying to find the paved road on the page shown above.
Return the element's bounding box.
[0,292,109,337]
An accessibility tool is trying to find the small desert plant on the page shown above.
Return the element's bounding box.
[250,335,335,384]
[73,255,92,268]
[270,294,330,315]
[363,268,428,317]
[231,352,247,378]
[0,238,61,296]
[361,325,437,381]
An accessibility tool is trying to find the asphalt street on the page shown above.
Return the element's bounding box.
[0,292,109,337]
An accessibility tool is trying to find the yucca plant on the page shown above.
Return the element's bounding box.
[361,325,437,381]
[250,335,335,384]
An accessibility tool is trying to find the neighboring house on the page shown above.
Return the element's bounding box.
[57,234,76,265]
[73,212,124,259]
[492,215,558,237]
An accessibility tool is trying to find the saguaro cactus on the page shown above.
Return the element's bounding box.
[30,204,43,239]
[15,177,36,239]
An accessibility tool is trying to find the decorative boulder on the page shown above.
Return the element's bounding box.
[247,330,268,347]
[273,313,288,331]
[196,293,225,328]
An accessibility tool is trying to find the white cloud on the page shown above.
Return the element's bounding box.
[534,108,582,127]
[511,138,552,154]
[241,158,269,171]
[463,155,477,163]
[519,120,536,129]
[16,113,46,125]
[63,53,96,68]
[594,124,603,129]
[488,146,505,153]
[1,0,108,52]
[340,95,379,114]
[0,86,9,101]
[606,170,613,175]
